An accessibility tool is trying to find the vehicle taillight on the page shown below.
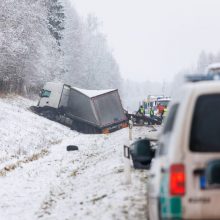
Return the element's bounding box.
[170,164,185,196]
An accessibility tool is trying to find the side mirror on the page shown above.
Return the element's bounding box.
[130,138,157,170]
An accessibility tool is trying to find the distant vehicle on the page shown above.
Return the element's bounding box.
[206,62,220,80]
[143,95,171,115]
[30,82,128,134]
[186,63,220,82]
[146,80,220,220]
[126,111,162,126]
[144,95,158,110]
[156,97,170,115]
[156,97,170,107]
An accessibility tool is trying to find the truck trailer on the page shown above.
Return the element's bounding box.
[30,82,128,134]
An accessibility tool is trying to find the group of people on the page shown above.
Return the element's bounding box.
[137,104,168,120]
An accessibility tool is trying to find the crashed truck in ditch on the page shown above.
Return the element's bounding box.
[30,82,128,134]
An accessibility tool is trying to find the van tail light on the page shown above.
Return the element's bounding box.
[170,164,185,196]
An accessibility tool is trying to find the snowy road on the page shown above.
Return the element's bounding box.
[0,96,159,220]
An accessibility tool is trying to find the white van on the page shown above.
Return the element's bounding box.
[148,81,220,219]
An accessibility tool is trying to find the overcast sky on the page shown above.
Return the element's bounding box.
[70,0,220,83]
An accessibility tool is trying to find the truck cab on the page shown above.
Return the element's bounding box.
[38,82,70,109]
[32,81,128,134]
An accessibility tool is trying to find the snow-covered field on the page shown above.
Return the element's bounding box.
[0,95,159,220]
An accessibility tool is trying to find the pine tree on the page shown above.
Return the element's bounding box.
[47,0,65,46]
[0,0,63,94]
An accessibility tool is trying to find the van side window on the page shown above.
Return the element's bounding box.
[163,104,179,134]
[157,104,179,156]
[190,94,220,152]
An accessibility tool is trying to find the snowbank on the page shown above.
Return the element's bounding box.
[0,96,158,220]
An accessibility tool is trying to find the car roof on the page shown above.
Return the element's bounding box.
[171,81,220,104]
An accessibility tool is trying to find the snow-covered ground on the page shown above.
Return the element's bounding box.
[0,95,159,220]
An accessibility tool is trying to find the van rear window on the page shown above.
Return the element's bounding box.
[190,94,220,152]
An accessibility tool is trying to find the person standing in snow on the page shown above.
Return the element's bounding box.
[161,105,168,121]
[138,105,145,116]
[163,106,168,117]
[150,107,154,118]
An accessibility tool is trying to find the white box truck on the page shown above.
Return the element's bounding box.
[31,82,128,134]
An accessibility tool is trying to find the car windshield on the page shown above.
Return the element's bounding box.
[41,89,51,98]
[158,100,169,106]
[190,94,220,152]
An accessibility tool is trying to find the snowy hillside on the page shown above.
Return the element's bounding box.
[0,96,158,220]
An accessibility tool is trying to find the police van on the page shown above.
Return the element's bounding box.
[147,79,220,219]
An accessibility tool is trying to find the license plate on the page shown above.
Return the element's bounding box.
[200,175,206,189]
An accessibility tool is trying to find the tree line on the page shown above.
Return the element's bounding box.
[0,0,121,95]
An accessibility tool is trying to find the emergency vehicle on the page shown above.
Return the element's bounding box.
[143,95,170,115]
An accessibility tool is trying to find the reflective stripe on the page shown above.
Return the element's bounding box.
[163,108,168,116]
[140,107,144,113]
[160,173,182,219]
